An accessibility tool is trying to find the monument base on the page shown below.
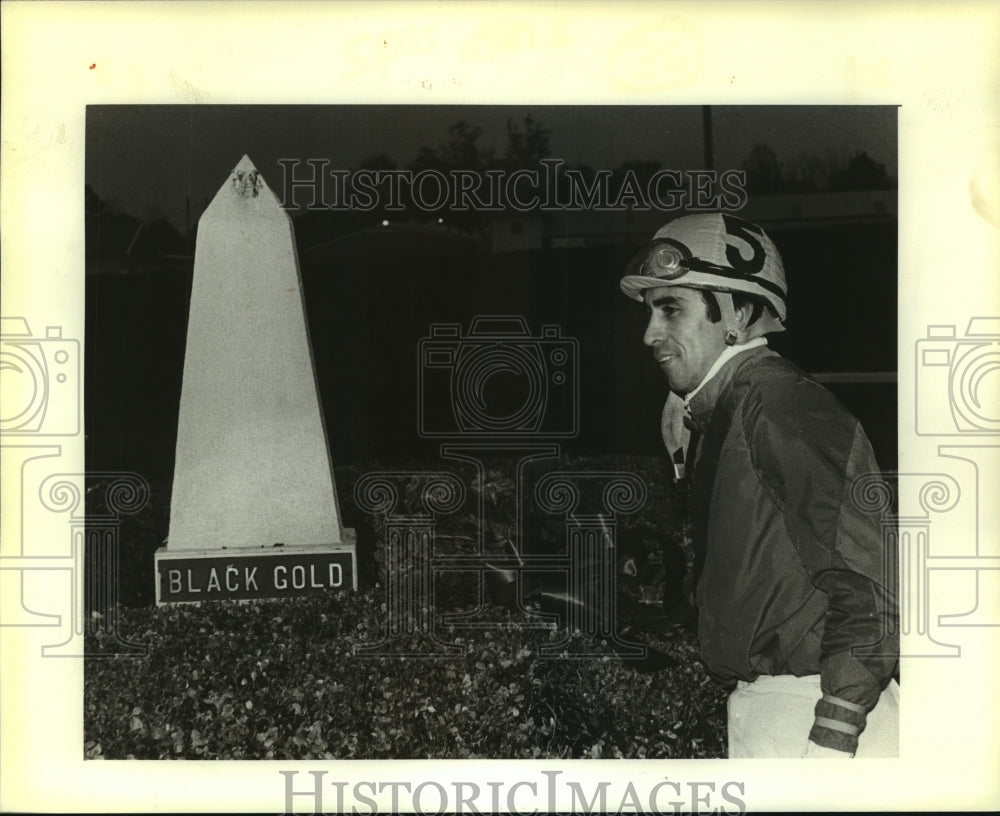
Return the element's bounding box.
[154,532,357,605]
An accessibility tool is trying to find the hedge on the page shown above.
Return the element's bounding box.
[84,591,726,760]
[84,455,728,760]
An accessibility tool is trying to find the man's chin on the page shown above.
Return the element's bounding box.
[662,376,692,399]
[658,365,685,392]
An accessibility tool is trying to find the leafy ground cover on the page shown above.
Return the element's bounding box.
[84,592,726,760]
[85,455,729,759]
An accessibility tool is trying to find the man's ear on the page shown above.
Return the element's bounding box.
[721,293,752,345]
[733,298,755,331]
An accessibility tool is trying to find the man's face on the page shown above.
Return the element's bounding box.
[642,285,728,397]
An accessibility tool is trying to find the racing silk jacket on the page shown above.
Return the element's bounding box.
[682,344,898,754]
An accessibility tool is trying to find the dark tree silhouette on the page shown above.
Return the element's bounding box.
[741,143,781,195]
[503,115,552,168]
[411,120,497,173]
[829,151,891,191]
[784,152,829,193]
[739,146,893,194]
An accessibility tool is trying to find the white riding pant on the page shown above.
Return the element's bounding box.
[727,673,899,758]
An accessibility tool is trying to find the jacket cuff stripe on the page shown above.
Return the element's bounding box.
[823,694,867,714]
[814,716,860,736]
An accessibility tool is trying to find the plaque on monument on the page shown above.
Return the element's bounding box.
[154,155,355,603]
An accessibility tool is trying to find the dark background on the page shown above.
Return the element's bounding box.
[85,105,898,490]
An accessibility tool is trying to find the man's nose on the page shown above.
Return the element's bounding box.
[643,315,662,347]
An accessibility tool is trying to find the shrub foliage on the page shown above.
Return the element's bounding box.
[85,455,727,760]
[85,592,726,760]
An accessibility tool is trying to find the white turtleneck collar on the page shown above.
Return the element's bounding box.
[682,337,768,410]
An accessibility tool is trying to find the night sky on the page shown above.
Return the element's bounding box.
[86,105,897,229]
[85,104,899,482]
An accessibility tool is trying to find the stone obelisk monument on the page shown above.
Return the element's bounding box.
[155,156,355,602]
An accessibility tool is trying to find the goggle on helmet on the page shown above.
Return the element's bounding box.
[620,213,788,335]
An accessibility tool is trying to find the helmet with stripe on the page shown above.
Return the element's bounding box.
[620,213,787,337]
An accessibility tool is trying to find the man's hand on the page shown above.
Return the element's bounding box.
[802,740,854,759]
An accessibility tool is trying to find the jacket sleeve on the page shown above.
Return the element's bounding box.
[749,382,899,755]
